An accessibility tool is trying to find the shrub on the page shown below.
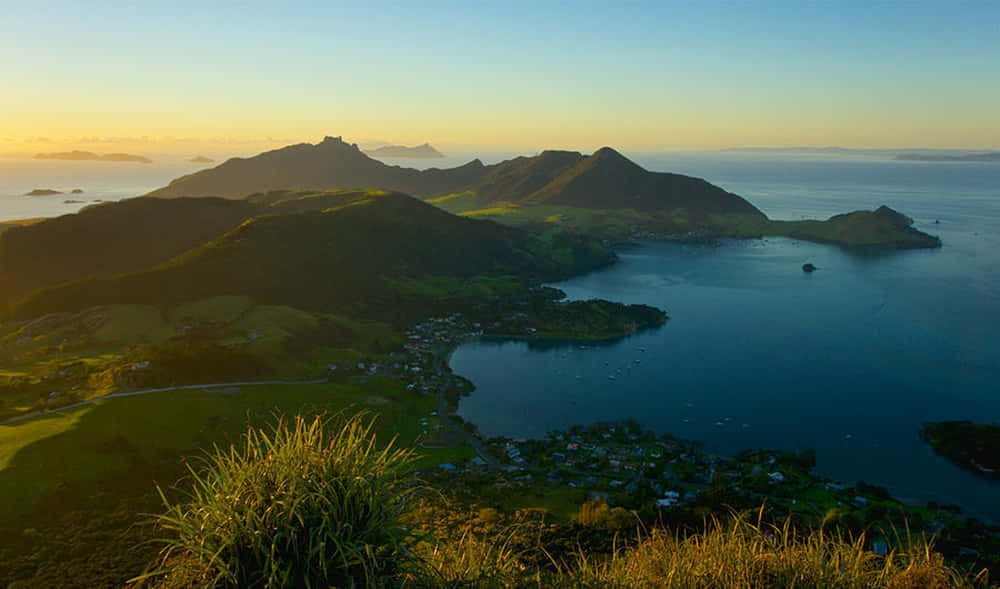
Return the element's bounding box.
[142,413,418,588]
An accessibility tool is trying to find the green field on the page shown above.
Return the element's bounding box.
[0,379,474,586]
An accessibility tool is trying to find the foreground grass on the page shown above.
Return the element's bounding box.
[134,413,985,588]
[145,414,419,588]
[0,382,472,587]
[414,515,985,588]
[557,516,980,588]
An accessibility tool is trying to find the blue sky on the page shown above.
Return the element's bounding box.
[1,1,998,151]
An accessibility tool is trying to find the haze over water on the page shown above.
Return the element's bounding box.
[453,154,1000,521]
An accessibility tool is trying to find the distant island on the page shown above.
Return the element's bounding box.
[921,421,1000,479]
[71,188,84,194]
[365,143,444,158]
[894,152,1000,163]
[34,150,153,164]
[24,188,62,196]
[189,155,215,163]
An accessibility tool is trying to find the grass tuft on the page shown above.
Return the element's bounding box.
[139,412,419,588]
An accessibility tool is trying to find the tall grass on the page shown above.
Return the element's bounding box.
[558,510,985,589]
[140,413,418,588]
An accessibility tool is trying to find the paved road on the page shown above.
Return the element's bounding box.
[0,379,327,426]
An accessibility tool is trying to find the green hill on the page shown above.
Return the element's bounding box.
[7,192,614,320]
[0,197,259,305]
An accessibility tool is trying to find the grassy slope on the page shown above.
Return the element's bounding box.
[0,295,400,421]
[434,196,941,248]
[0,380,474,587]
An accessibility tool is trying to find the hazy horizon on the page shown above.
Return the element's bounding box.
[2,138,997,163]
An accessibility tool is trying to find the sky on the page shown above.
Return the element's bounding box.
[1,1,998,154]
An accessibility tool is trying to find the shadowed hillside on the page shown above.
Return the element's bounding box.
[7,193,614,320]
[0,198,259,305]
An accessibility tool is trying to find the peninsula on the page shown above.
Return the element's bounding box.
[921,421,1000,479]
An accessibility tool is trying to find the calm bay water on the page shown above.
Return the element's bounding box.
[454,154,1000,521]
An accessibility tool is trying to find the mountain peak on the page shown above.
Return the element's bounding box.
[590,146,632,163]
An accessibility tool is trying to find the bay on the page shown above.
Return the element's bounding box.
[453,154,1000,521]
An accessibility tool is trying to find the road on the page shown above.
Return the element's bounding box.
[428,343,501,467]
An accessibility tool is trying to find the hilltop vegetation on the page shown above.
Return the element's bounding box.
[0,197,259,305]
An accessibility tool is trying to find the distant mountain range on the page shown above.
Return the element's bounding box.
[142,136,938,249]
[34,150,152,164]
[364,143,444,158]
[146,137,486,199]
[146,136,761,218]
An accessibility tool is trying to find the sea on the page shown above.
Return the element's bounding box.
[2,150,998,519]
